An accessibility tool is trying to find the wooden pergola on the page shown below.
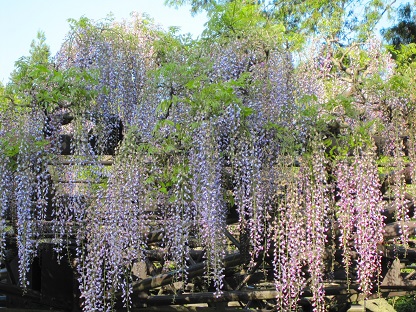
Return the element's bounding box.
[1,152,416,312]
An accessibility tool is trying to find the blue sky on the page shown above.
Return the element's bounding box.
[0,0,207,84]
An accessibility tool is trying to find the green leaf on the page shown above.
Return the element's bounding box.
[34,139,50,148]
[240,106,254,118]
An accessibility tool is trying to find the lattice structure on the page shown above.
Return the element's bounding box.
[1,147,415,312]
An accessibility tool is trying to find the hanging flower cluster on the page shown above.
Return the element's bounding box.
[164,162,194,286]
[2,112,52,288]
[273,164,307,311]
[190,122,227,294]
[303,144,331,312]
[383,95,412,249]
[0,145,11,263]
[55,13,160,140]
[271,143,331,312]
[336,147,385,298]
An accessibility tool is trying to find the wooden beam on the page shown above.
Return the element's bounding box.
[144,249,204,263]
[378,245,416,260]
[147,230,164,244]
[140,290,280,305]
[0,282,67,310]
[56,155,114,166]
[381,165,413,194]
[136,284,366,306]
[224,229,240,250]
[381,258,416,288]
[129,253,242,293]
[383,221,416,240]
[236,261,261,290]
[0,283,41,301]
[382,200,415,223]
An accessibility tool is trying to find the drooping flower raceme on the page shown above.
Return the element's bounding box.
[273,162,307,311]
[190,121,227,295]
[336,148,385,298]
[302,144,331,312]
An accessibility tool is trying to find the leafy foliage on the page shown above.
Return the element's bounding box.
[382,2,416,49]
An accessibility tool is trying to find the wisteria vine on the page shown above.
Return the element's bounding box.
[0,11,414,312]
